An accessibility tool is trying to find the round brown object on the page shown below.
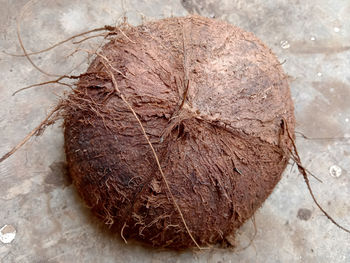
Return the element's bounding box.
[64,15,295,249]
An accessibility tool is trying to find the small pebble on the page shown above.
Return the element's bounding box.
[0,225,16,244]
[329,165,342,178]
[333,27,340,33]
[310,36,316,41]
[317,72,322,77]
[345,118,349,123]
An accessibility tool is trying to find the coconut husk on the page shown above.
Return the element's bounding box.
[63,15,295,249]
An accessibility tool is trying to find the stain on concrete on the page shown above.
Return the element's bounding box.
[297,208,312,221]
[44,161,71,190]
[290,227,307,258]
[180,0,206,14]
[289,40,350,54]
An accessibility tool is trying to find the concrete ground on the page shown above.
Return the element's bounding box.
[0,0,349,262]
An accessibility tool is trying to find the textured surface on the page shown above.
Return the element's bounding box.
[0,0,349,262]
[64,16,294,248]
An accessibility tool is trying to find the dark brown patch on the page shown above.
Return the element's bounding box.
[44,161,71,189]
[297,208,312,221]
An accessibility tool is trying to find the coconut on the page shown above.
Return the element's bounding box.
[63,15,295,249]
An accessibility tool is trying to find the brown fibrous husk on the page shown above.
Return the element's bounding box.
[63,15,295,249]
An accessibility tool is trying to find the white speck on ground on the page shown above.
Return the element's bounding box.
[329,165,342,178]
[0,225,16,244]
[280,40,290,49]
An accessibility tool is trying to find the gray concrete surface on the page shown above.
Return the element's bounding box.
[0,0,349,262]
